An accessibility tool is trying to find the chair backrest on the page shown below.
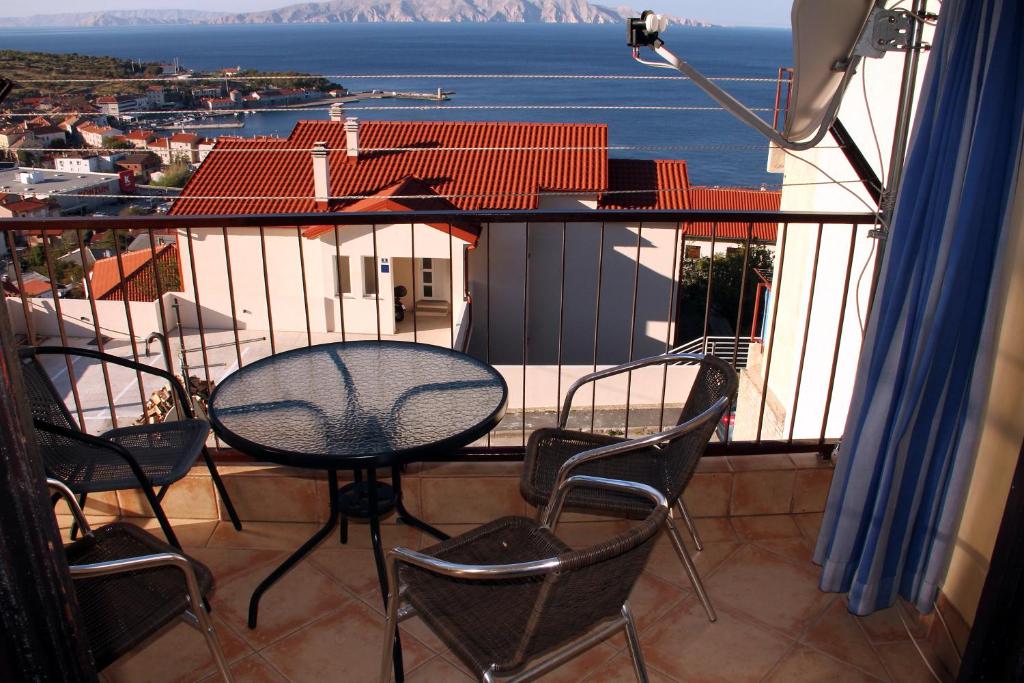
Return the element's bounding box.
[503,503,668,673]
[661,354,738,502]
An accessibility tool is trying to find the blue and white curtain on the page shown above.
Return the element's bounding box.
[814,0,1024,614]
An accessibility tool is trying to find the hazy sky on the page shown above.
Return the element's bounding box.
[0,1,793,28]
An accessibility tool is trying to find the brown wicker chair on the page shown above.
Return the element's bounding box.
[20,345,242,549]
[519,353,738,622]
[48,479,232,681]
[379,475,668,683]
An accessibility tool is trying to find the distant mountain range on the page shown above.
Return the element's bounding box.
[0,1,712,28]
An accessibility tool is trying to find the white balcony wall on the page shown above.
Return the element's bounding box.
[6,296,164,341]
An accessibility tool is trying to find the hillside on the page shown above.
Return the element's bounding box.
[0,1,711,27]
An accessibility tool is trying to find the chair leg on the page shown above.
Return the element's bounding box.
[202,447,242,531]
[621,603,649,683]
[140,481,181,549]
[69,493,88,541]
[676,499,703,551]
[664,515,716,622]
[379,594,401,683]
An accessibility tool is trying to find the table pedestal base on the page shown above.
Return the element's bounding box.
[246,465,450,683]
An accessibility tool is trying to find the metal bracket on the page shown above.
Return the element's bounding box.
[854,8,927,59]
[868,227,888,240]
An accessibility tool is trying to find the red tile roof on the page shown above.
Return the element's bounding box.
[18,278,53,297]
[171,120,609,215]
[90,243,183,301]
[126,129,155,140]
[686,187,782,241]
[599,159,690,210]
[170,132,201,144]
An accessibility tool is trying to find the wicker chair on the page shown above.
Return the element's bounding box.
[49,479,233,681]
[380,475,668,683]
[519,353,737,622]
[20,345,241,549]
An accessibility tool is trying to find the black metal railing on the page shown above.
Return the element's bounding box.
[1,209,878,458]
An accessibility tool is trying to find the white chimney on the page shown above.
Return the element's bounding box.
[345,116,359,163]
[329,103,344,122]
[311,141,329,205]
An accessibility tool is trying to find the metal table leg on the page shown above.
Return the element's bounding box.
[391,465,451,542]
[367,468,405,682]
[248,469,339,629]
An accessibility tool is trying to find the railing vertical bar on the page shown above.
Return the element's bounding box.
[145,228,174,376]
[659,221,684,431]
[788,223,824,443]
[555,221,567,424]
[702,223,718,350]
[372,224,381,342]
[109,228,148,413]
[485,222,491,447]
[333,227,347,342]
[296,226,312,347]
[6,231,36,344]
[756,222,790,442]
[448,224,455,349]
[819,224,859,444]
[521,222,530,447]
[590,223,606,433]
[220,228,243,367]
[258,226,276,355]
[409,223,418,342]
[623,222,643,438]
[73,228,118,428]
[731,223,754,369]
[183,226,214,390]
[39,232,86,428]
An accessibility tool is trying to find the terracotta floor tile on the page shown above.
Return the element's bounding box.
[705,544,834,639]
[340,519,425,551]
[800,599,890,681]
[196,654,289,683]
[628,571,690,633]
[534,640,621,683]
[753,536,817,567]
[259,601,434,682]
[354,595,450,655]
[793,512,825,542]
[731,515,803,541]
[644,535,741,589]
[582,652,677,683]
[185,548,287,586]
[764,645,886,682]
[309,547,384,600]
[643,596,792,682]
[554,520,633,549]
[406,655,474,682]
[206,521,326,550]
[875,641,951,683]
[102,616,252,683]
[856,602,931,644]
[211,560,352,649]
[120,517,219,548]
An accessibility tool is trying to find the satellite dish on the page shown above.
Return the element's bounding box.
[628,2,890,150]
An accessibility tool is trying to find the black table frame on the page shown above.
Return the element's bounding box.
[206,341,508,682]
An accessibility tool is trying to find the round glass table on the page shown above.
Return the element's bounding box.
[207,341,508,658]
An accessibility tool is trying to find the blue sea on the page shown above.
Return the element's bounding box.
[0,23,791,186]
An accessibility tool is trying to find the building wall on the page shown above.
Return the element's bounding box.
[749,2,937,441]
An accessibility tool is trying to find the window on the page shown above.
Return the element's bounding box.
[726,247,742,257]
[362,256,378,296]
[685,245,701,260]
[421,257,434,299]
[334,255,351,295]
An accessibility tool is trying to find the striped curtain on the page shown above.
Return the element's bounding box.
[813,0,1024,614]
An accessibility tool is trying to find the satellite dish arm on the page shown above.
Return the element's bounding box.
[632,39,857,151]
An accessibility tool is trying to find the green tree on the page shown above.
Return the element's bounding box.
[152,162,193,188]
[676,245,774,342]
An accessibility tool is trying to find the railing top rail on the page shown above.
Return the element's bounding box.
[0,209,878,231]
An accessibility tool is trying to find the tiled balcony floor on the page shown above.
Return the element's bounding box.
[62,513,951,683]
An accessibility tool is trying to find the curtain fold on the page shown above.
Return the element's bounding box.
[813,0,1024,615]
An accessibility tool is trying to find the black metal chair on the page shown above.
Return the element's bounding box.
[519,353,738,622]
[48,478,233,681]
[380,475,668,683]
[20,345,242,549]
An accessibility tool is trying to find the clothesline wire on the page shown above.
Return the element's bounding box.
[16,73,789,84]
[9,144,842,154]
[3,104,776,116]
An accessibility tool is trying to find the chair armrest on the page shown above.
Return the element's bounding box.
[34,418,156,491]
[551,397,727,496]
[558,353,705,427]
[69,552,207,610]
[543,475,668,531]
[388,546,560,582]
[47,477,91,536]
[26,346,195,418]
